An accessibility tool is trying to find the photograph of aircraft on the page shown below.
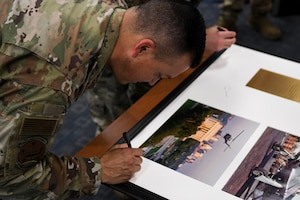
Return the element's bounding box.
[223,130,245,151]
[223,127,300,200]
[141,99,259,186]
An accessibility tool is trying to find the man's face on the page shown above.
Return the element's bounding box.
[111,53,191,86]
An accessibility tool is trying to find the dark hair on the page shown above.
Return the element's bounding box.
[134,0,206,68]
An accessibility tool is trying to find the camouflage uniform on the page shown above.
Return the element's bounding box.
[87,71,151,132]
[0,0,128,199]
[218,0,282,40]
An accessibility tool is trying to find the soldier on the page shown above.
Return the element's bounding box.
[88,0,237,135]
[0,0,206,199]
[217,0,282,40]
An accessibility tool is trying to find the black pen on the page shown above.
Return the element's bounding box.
[123,132,132,148]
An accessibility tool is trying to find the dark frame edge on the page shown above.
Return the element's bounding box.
[236,42,300,63]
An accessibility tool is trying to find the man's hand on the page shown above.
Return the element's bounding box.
[100,144,143,184]
[205,25,236,52]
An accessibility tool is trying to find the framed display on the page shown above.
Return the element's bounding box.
[112,44,300,200]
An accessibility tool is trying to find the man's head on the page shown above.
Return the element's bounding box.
[109,0,206,85]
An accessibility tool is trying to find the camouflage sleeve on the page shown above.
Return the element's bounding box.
[49,155,101,198]
[0,79,101,199]
[0,1,127,198]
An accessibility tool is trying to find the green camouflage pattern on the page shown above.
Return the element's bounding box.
[88,68,151,132]
[0,0,127,198]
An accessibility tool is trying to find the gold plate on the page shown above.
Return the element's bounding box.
[247,69,300,102]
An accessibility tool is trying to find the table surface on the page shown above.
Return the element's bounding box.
[76,50,213,158]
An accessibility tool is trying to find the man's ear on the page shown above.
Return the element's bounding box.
[132,39,155,58]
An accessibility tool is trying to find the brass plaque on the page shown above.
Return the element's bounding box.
[247,69,300,102]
